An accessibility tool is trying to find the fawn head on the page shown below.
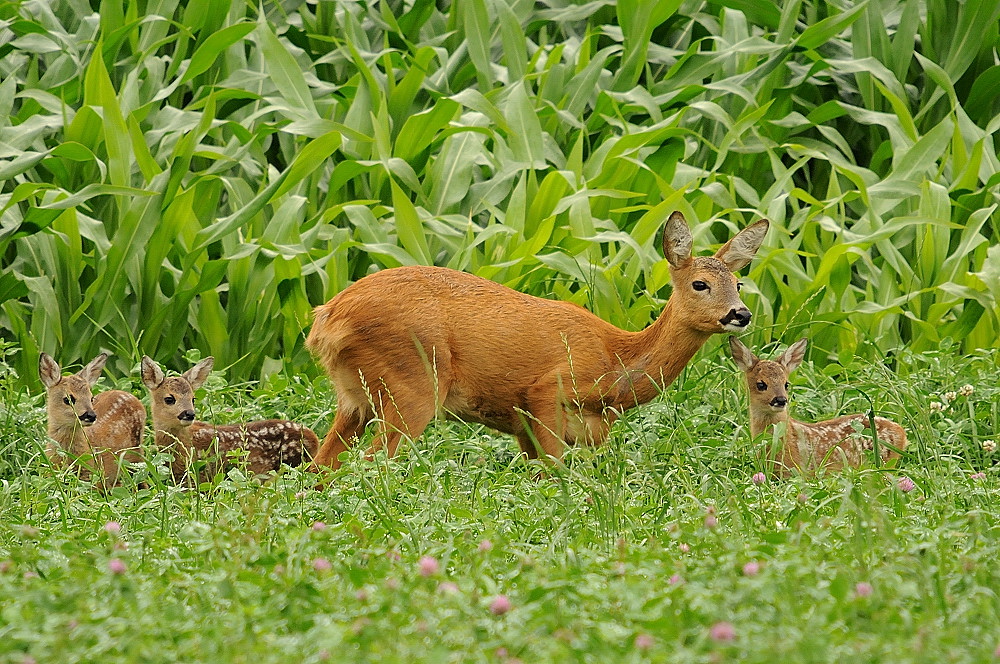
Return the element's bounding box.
[729,336,808,413]
[663,212,768,333]
[141,356,214,428]
[39,353,108,428]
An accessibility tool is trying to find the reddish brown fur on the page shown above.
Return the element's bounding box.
[307,211,769,469]
[141,356,319,482]
[729,336,907,474]
[39,353,146,489]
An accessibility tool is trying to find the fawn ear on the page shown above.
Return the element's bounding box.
[183,357,214,390]
[141,356,164,389]
[662,211,693,269]
[779,339,808,373]
[728,336,759,372]
[80,353,109,386]
[39,353,63,388]
[715,219,769,272]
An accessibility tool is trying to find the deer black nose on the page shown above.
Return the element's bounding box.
[80,411,97,424]
[179,410,195,422]
[770,396,787,408]
[721,308,752,328]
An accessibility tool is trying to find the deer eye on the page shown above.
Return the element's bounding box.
[756,381,767,391]
[63,395,76,405]
[785,383,790,389]
[736,282,743,291]
[164,395,176,405]
[692,281,709,292]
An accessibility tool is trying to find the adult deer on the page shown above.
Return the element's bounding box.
[39,353,146,489]
[141,356,319,481]
[308,211,769,469]
[728,336,907,473]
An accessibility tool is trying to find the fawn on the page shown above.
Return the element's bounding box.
[728,336,907,473]
[140,356,319,480]
[39,353,146,488]
[307,211,769,469]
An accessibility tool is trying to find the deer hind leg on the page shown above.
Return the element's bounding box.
[313,404,372,469]
[365,381,440,461]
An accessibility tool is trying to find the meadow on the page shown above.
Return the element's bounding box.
[3,0,1000,661]
[2,343,1000,662]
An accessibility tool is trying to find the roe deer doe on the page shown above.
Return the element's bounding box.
[39,353,146,488]
[141,356,319,480]
[728,336,907,473]
[307,211,769,469]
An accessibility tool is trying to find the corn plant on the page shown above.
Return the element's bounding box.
[1,0,999,387]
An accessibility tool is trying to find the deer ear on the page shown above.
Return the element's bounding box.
[183,356,214,390]
[662,211,693,268]
[39,353,63,388]
[141,356,164,390]
[80,353,109,386]
[715,219,769,272]
[779,339,808,373]
[728,336,759,372]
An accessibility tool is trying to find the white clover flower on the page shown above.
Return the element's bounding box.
[943,391,957,403]
[959,384,974,397]
[982,440,996,453]
[929,401,946,413]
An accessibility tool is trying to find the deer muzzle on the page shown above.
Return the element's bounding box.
[79,410,97,424]
[720,307,752,330]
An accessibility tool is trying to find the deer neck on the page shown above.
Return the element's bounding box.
[603,300,712,408]
[152,416,196,449]
[749,407,793,438]
[48,418,87,449]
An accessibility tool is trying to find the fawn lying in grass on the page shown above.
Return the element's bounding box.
[307,211,768,469]
[140,356,318,481]
[39,353,146,489]
[729,336,907,473]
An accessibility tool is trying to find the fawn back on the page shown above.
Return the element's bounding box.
[307,211,769,469]
[141,356,318,480]
[729,336,907,472]
[39,353,146,488]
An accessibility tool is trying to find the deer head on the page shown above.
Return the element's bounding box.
[39,353,108,429]
[141,356,215,429]
[664,212,768,334]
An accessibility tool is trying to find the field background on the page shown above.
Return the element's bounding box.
[2,0,1000,662]
[3,0,1000,383]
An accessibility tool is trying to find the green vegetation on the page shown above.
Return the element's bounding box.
[2,343,1000,662]
[2,0,1000,383]
[3,1,1000,662]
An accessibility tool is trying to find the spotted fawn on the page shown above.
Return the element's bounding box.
[140,356,318,481]
[729,336,906,474]
[39,353,146,489]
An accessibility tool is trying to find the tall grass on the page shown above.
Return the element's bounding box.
[2,0,999,386]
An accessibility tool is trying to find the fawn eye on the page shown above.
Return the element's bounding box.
[785,383,790,390]
[63,395,75,405]
[756,381,767,391]
[692,281,709,292]
[164,395,176,405]
[736,282,743,291]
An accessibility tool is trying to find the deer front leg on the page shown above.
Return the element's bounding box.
[522,376,571,462]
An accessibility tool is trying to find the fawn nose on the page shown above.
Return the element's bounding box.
[79,410,97,424]
[770,396,787,408]
[720,307,752,328]
[178,410,195,422]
